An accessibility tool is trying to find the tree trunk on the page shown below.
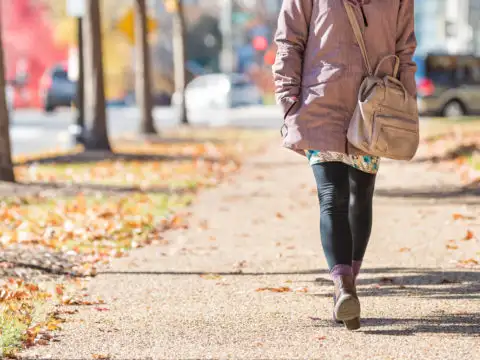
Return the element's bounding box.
[0,9,15,182]
[135,0,156,134]
[172,0,188,125]
[82,0,111,151]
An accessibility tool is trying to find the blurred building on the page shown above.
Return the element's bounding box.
[415,0,479,55]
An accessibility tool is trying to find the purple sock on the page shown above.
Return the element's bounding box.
[352,260,362,279]
[330,264,353,281]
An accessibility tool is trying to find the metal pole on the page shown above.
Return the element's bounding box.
[172,0,188,124]
[220,0,233,73]
[76,16,85,144]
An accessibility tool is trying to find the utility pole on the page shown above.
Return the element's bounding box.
[172,0,188,125]
[220,0,234,73]
[75,16,85,143]
[135,0,156,134]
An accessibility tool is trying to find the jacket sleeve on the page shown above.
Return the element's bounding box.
[395,0,417,97]
[272,0,313,114]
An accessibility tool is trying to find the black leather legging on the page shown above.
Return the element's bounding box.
[312,162,376,270]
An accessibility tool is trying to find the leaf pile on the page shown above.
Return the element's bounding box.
[420,126,480,185]
[0,278,63,357]
[0,193,191,276]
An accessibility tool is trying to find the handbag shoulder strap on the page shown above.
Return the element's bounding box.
[343,1,373,76]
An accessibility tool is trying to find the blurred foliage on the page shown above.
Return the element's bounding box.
[40,0,171,99]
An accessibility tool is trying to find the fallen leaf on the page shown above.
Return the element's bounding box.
[55,284,64,296]
[275,212,285,219]
[36,338,50,346]
[458,258,479,266]
[199,273,222,280]
[315,336,327,341]
[399,247,411,252]
[446,244,459,250]
[94,307,110,312]
[92,354,111,360]
[452,213,475,220]
[198,219,209,230]
[255,287,292,293]
[463,230,475,241]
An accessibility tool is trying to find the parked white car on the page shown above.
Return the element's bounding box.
[172,73,263,111]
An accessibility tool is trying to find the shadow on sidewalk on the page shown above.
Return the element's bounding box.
[313,313,480,336]
[361,313,479,336]
[312,268,480,301]
[16,152,221,167]
[375,187,480,199]
[98,269,329,276]
[13,181,195,195]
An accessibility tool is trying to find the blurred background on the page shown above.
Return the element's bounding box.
[1,0,480,155]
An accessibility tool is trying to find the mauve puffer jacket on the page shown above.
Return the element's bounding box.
[272,0,417,155]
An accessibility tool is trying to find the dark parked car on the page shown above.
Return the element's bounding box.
[415,53,480,117]
[39,64,77,112]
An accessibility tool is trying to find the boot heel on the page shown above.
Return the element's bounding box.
[344,317,361,330]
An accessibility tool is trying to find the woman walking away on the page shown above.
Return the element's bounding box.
[273,0,417,330]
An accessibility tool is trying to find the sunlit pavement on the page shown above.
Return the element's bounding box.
[9,105,283,156]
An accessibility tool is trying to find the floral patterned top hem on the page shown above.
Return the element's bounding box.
[305,150,380,174]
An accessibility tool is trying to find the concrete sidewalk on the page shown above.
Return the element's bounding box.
[19,141,479,360]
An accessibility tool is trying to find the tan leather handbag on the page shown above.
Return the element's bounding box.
[343,0,419,161]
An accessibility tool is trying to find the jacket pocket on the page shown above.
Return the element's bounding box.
[280,98,298,137]
[283,99,298,120]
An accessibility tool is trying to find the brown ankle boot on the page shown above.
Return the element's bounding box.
[333,275,361,330]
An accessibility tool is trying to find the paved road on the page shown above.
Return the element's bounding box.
[10,106,283,156]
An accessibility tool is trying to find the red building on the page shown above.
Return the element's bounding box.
[1,0,68,108]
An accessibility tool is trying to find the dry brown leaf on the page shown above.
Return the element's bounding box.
[275,212,285,219]
[255,287,292,293]
[458,258,479,266]
[446,244,459,250]
[92,354,111,360]
[463,230,475,241]
[316,336,327,341]
[452,213,475,220]
[399,247,411,252]
[199,273,222,280]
